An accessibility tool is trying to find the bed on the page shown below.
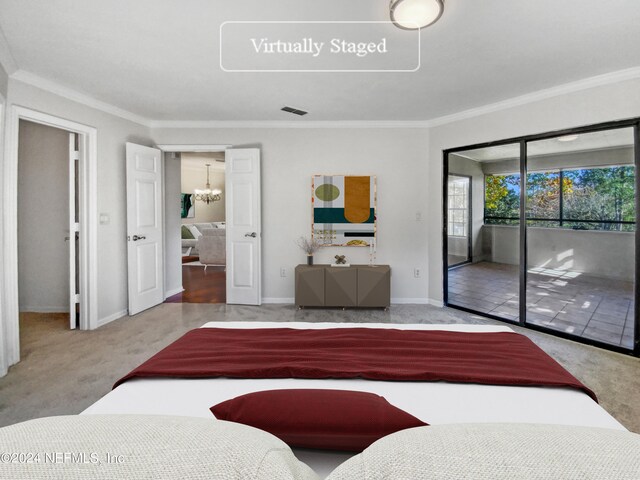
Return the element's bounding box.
[82,322,625,478]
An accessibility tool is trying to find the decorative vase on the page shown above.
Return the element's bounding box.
[307,255,314,265]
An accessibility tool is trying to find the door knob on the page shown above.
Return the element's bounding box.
[244,232,257,238]
[132,235,146,241]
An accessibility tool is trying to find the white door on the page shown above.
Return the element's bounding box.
[68,133,79,328]
[126,143,164,315]
[225,148,261,305]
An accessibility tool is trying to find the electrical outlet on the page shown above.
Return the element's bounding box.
[414,268,421,278]
[280,267,287,278]
[415,212,422,221]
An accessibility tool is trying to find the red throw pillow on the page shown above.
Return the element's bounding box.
[210,389,428,452]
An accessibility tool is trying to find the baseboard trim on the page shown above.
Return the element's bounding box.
[19,306,70,313]
[391,298,430,305]
[262,297,295,304]
[97,309,128,328]
[164,287,184,299]
[428,298,444,308]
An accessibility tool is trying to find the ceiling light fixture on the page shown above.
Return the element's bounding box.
[557,134,580,142]
[194,163,222,204]
[390,0,444,30]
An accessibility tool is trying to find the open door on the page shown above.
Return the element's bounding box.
[68,133,79,328]
[225,148,261,305]
[126,143,164,315]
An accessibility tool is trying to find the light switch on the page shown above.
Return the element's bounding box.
[99,213,110,225]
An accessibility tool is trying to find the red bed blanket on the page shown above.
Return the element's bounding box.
[114,327,597,401]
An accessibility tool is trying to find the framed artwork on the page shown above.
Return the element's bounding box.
[181,193,195,218]
[312,175,376,247]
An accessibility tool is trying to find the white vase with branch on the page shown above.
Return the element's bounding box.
[297,236,321,265]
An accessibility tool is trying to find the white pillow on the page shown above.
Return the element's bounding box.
[0,415,319,480]
[327,423,640,480]
[185,224,202,239]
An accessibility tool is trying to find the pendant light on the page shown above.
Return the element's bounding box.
[194,163,222,204]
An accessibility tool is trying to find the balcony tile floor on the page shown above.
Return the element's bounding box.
[448,261,634,349]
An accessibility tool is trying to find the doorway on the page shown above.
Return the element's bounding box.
[167,152,227,304]
[2,106,98,373]
[17,120,78,333]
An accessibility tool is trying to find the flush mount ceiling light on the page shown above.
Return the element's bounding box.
[390,0,444,30]
[557,134,580,142]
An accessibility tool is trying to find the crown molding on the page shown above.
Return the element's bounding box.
[6,64,640,131]
[0,24,18,75]
[10,70,151,127]
[425,66,640,128]
[149,119,431,129]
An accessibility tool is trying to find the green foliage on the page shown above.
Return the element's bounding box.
[564,166,635,230]
[485,174,520,220]
[485,166,636,231]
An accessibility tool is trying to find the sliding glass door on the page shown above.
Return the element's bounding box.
[525,127,635,349]
[445,143,521,322]
[444,119,639,355]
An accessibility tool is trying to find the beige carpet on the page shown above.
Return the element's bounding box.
[1,305,638,432]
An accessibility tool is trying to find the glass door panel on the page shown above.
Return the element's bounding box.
[446,144,521,322]
[525,127,636,349]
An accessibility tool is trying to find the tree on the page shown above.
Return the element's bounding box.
[485,174,520,223]
[526,172,573,221]
[564,166,635,230]
[485,166,635,231]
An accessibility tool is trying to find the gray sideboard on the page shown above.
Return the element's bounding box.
[295,264,390,309]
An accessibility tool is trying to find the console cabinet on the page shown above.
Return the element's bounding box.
[295,265,390,309]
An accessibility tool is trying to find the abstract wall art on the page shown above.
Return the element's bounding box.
[181,193,195,218]
[312,175,376,247]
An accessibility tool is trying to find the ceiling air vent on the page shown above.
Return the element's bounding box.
[281,106,308,116]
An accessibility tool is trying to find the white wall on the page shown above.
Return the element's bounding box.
[164,153,182,298]
[484,225,634,282]
[180,153,225,225]
[152,128,430,303]
[0,82,7,375]
[0,63,8,99]
[6,79,153,322]
[17,120,69,311]
[428,77,640,302]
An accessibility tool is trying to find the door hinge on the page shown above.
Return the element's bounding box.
[74,294,80,304]
[72,150,80,161]
[72,222,80,232]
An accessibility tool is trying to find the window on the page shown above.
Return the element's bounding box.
[484,166,636,231]
[484,173,520,225]
[448,176,469,237]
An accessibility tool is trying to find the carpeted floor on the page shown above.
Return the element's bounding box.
[1,305,638,432]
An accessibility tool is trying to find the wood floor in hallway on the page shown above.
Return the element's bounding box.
[165,264,226,304]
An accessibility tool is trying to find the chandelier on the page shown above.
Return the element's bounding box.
[194,163,222,204]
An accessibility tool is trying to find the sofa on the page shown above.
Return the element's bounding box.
[198,229,226,268]
[181,222,225,256]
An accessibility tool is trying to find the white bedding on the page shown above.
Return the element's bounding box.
[83,322,625,478]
